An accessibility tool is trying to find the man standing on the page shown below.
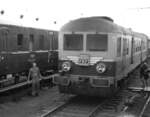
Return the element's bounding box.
[140,62,149,89]
[28,62,41,96]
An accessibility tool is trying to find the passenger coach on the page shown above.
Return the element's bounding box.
[0,21,58,91]
[53,16,148,97]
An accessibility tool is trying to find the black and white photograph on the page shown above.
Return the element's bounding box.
[0,0,150,117]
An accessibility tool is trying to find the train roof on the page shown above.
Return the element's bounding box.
[0,19,57,32]
[60,16,132,34]
[0,19,20,26]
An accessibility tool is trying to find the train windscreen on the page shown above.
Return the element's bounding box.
[63,34,83,50]
[86,34,108,51]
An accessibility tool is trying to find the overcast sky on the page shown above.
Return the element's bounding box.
[0,0,150,36]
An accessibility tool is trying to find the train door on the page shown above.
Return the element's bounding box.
[1,29,7,52]
[49,31,54,51]
[122,37,128,74]
[0,29,8,75]
[0,31,3,52]
[122,38,126,71]
[131,37,134,64]
[0,31,3,74]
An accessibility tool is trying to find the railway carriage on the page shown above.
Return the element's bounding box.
[0,21,58,91]
[53,16,148,97]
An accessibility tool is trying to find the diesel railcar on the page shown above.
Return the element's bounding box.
[53,16,148,97]
[0,21,58,91]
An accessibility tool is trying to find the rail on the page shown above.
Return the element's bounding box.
[41,102,68,117]
[0,73,59,93]
[139,94,150,117]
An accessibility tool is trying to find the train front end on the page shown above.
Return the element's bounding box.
[53,17,118,97]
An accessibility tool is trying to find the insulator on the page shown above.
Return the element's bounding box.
[0,10,4,15]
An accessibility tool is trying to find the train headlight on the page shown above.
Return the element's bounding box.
[62,61,71,72]
[96,63,106,73]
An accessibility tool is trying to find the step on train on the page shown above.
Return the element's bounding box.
[0,21,58,92]
[53,16,149,97]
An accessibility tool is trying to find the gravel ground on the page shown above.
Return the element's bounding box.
[0,86,66,117]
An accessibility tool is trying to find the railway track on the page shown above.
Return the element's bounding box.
[40,66,150,117]
[0,84,30,103]
[139,94,150,117]
[41,89,138,117]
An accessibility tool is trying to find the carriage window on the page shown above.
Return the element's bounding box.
[123,38,129,55]
[117,37,121,57]
[39,35,44,50]
[17,34,23,46]
[86,34,108,51]
[29,34,34,51]
[63,34,83,50]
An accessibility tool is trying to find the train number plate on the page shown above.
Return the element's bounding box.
[78,54,90,66]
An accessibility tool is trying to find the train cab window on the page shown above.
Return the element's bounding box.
[29,34,34,51]
[86,34,108,51]
[63,34,83,50]
[117,37,121,57]
[17,34,23,46]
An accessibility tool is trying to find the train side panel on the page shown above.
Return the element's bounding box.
[115,34,148,83]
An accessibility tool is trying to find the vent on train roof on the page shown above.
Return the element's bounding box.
[91,16,114,22]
